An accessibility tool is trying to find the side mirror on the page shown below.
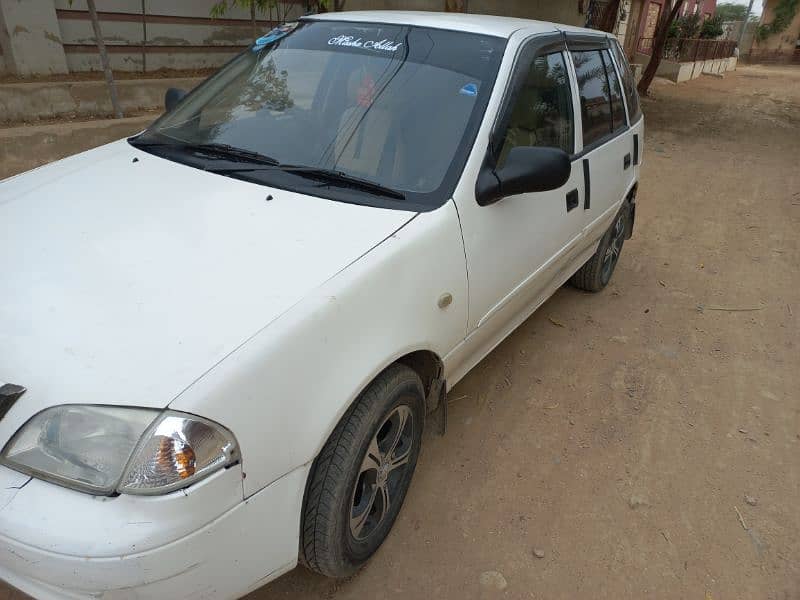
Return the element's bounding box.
[476,146,571,206]
[165,87,187,112]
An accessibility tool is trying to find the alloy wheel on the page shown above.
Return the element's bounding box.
[349,405,414,541]
[601,214,626,284]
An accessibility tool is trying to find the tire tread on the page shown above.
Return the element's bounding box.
[300,364,422,577]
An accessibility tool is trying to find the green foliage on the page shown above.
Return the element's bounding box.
[242,57,294,112]
[756,0,800,40]
[210,0,347,19]
[210,0,272,19]
[309,0,347,11]
[700,14,724,38]
[669,12,702,38]
[714,2,758,22]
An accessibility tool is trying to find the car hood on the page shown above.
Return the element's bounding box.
[0,141,415,429]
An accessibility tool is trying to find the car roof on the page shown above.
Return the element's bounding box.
[304,10,609,39]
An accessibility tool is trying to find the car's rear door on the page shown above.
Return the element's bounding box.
[566,34,637,244]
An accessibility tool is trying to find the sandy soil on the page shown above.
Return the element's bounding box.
[1,65,798,600]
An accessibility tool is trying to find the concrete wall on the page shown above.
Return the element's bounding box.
[55,0,305,73]
[1,0,600,76]
[341,0,585,25]
[751,0,800,58]
[635,53,737,82]
[0,0,68,76]
[0,76,203,122]
[723,19,756,54]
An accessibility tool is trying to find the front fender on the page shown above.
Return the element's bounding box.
[170,200,467,497]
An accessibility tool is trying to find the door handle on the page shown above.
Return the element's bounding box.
[566,189,579,212]
[624,153,632,170]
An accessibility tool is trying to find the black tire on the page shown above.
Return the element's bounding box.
[570,205,629,292]
[300,364,425,578]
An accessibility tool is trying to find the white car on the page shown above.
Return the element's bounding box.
[0,11,642,600]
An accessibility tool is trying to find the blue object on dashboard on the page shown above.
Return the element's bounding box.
[460,83,478,97]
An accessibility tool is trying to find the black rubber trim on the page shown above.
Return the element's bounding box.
[633,134,640,166]
[624,153,631,170]
[582,159,591,210]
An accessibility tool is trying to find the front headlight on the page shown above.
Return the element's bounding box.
[0,405,239,496]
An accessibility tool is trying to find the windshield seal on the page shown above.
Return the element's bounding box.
[130,20,507,212]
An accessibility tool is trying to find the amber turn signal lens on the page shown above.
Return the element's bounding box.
[156,436,196,479]
[119,412,239,495]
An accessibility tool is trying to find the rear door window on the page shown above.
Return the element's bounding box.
[571,49,613,147]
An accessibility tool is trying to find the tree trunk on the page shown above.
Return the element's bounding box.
[86,0,123,118]
[637,0,684,96]
[598,0,622,33]
[250,2,256,38]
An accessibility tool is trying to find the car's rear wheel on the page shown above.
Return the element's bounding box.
[300,364,424,578]
[570,205,628,292]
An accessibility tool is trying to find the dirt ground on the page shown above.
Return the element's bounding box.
[1,65,799,600]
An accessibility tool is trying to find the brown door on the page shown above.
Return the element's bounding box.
[643,1,662,38]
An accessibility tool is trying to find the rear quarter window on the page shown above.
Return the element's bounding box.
[610,40,642,123]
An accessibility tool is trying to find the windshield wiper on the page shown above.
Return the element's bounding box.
[280,166,406,200]
[185,143,280,166]
[209,164,406,200]
[130,138,280,166]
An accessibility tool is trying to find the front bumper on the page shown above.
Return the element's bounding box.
[0,463,308,599]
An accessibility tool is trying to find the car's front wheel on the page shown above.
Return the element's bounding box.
[300,364,425,577]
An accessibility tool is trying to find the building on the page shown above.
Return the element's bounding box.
[749,0,800,62]
[621,0,717,58]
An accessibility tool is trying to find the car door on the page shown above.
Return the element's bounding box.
[452,32,586,345]
[567,35,636,243]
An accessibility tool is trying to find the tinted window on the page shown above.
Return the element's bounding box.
[601,49,627,130]
[610,40,642,122]
[132,21,505,211]
[571,50,613,146]
[498,52,574,165]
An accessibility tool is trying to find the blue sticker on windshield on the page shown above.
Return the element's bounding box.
[252,22,298,51]
[460,83,478,97]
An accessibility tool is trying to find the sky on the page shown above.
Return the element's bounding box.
[720,0,764,16]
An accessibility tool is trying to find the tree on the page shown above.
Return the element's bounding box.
[211,0,272,38]
[715,1,759,22]
[637,0,685,96]
[69,0,122,119]
[700,14,725,38]
[308,0,347,12]
[670,13,702,39]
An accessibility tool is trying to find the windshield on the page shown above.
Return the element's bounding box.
[131,20,505,210]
